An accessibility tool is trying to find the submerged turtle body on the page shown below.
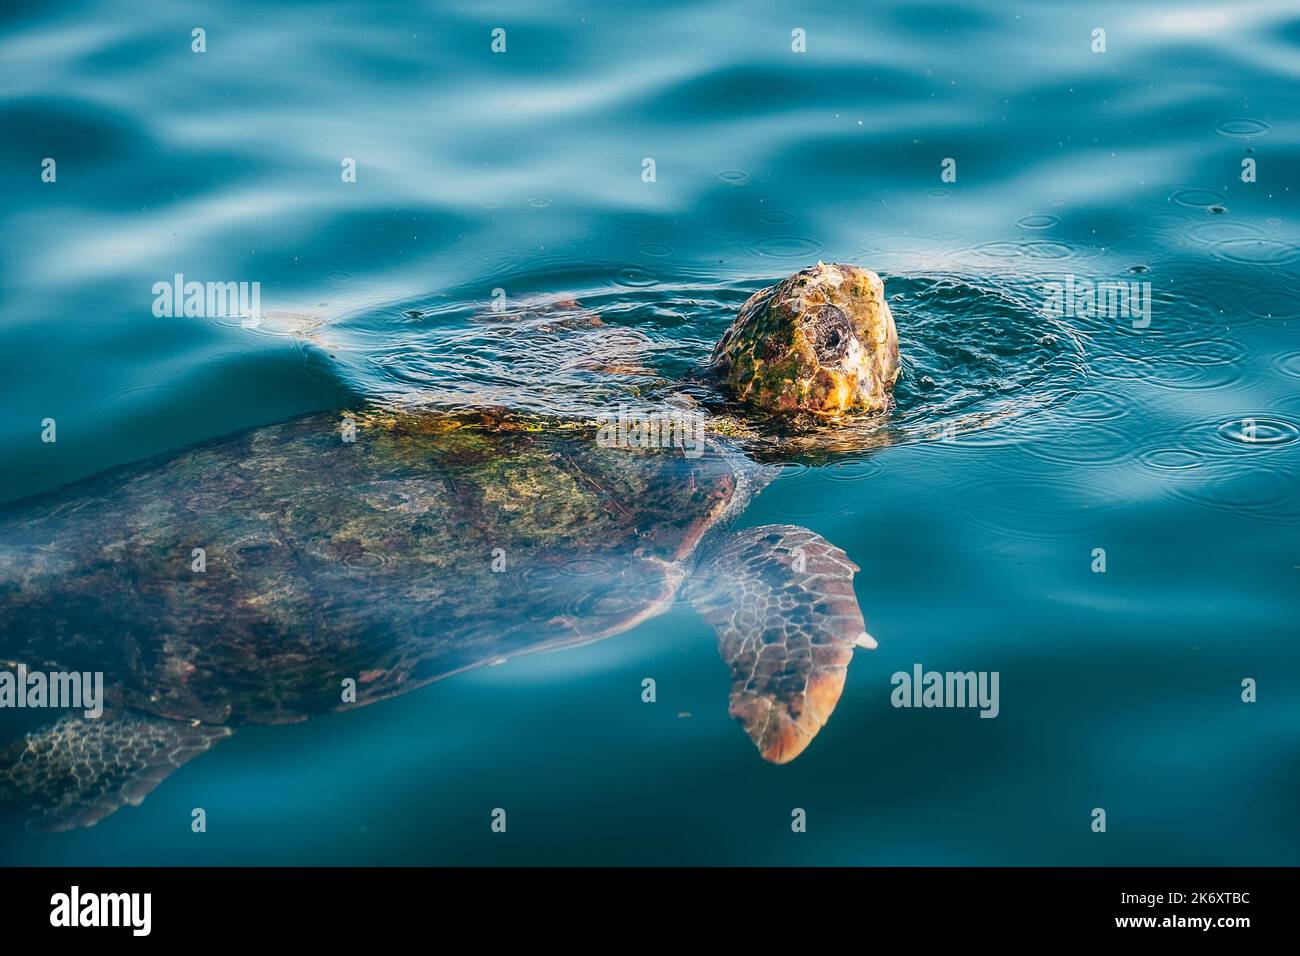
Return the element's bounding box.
[0,411,870,831]
[1,413,744,726]
[0,263,897,832]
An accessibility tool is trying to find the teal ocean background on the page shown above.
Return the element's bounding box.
[1,0,1298,864]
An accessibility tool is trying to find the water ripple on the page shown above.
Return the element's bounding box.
[1015,213,1061,230]
[1212,237,1300,267]
[1215,117,1274,138]
[1168,466,1300,523]
[747,235,823,259]
[1170,187,1228,208]
[1276,352,1300,380]
[1215,417,1300,448]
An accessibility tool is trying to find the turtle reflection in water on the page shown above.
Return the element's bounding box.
[0,263,899,831]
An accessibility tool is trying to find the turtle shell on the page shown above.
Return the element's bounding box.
[0,412,752,726]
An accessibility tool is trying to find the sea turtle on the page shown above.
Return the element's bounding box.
[0,262,900,832]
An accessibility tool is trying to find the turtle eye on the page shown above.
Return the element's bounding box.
[808,305,851,362]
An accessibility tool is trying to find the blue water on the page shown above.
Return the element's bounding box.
[1,0,1298,864]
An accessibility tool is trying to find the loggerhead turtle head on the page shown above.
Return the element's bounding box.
[708,262,900,418]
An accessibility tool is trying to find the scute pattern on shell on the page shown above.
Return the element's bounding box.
[0,412,753,726]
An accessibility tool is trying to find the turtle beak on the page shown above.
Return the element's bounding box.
[854,630,878,650]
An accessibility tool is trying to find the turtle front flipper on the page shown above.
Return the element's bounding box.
[0,713,231,832]
[684,525,875,764]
